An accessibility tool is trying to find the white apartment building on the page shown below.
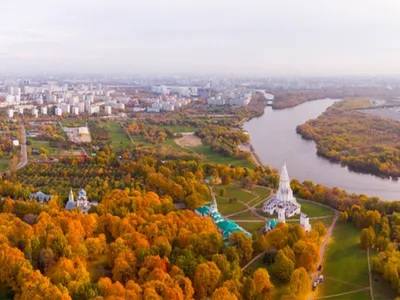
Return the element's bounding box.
[41,107,48,115]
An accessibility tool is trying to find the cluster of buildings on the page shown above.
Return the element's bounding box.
[207,90,251,107]
[29,188,97,214]
[3,83,131,119]
[150,85,198,97]
[195,163,312,242]
[195,187,251,245]
[139,95,192,113]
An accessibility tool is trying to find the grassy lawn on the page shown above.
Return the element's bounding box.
[252,187,271,200]
[0,159,9,171]
[317,222,370,298]
[215,196,247,215]
[215,185,256,204]
[159,125,198,133]
[107,121,132,151]
[230,210,264,220]
[27,138,61,158]
[298,200,335,217]
[190,145,254,168]
[235,221,265,233]
[310,216,334,227]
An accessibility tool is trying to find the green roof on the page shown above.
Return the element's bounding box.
[195,206,210,215]
[266,219,278,229]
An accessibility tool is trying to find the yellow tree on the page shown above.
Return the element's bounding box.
[252,268,274,299]
[193,262,221,299]
[289,267,311,299]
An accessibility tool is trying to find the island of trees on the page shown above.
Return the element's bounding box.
[297,98,400,178]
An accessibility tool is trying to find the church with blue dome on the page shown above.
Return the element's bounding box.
[65,188,98,213]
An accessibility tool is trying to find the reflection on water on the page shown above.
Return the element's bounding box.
[244,98,400,201]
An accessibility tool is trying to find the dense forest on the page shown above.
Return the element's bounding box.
[296,99,400,177]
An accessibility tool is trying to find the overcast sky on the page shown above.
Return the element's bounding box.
[1,0,400,76]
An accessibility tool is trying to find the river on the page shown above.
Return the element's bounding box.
[244,98,400,201]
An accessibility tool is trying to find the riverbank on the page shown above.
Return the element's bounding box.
[296,98,400,179]
[243,98,400,201]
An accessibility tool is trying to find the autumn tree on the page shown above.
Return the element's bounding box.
[193,262,221,299]
[289,267,311,299]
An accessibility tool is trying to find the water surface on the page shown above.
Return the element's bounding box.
[244,98,400,201]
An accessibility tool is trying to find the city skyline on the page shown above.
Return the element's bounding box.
[1,0,400,76]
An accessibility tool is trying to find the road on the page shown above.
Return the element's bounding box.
[16,121,28,170]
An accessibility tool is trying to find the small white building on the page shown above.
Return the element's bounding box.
[300,213,311,232]
[41,107,48,115]
[12,140,19,146]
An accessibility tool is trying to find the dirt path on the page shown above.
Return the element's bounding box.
[241,250,268,271]
[367,248,374,300]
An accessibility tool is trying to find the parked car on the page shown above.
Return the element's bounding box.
[312,282,317,291]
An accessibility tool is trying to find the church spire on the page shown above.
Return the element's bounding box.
[208,185,218,213]
[68,189,74,202]
[280,162,290,182]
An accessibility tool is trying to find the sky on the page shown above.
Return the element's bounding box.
[1,0,400,76]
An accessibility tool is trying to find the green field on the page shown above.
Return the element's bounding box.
[297,200,335,217]
[252,187,271,200]
[310,216,334,227]
[0,159,9,171]
[317,222,370,298]
[190,145,254,168]
[215,196,248,215]
[215,185,256,203]
[107,122,132,151]
[235,221,265,233]
[27,138,60,157]
[230,210,263,221]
